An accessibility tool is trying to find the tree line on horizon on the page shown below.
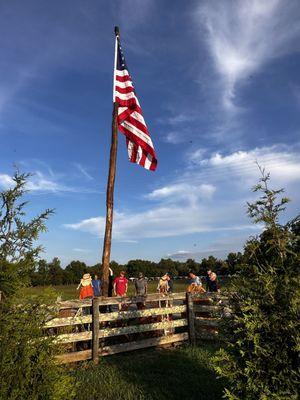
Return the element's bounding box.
[29,252,243,286]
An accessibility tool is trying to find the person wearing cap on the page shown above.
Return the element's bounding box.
[135,272,148,309]
[77,273,94,300]
[135,273,148,296]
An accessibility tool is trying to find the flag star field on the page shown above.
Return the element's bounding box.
[1,0,300,265]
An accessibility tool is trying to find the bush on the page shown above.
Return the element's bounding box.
[0,170,53,296]
[213,169,300,399]
[0,171,75,399]
[0,291,76,400]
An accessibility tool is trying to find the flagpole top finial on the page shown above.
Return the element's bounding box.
[114,26,120,37]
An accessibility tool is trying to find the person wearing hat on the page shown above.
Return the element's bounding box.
[135,273,148,309]
[157,274,169,294]
[77,273,94,300]
[135,273,148,296]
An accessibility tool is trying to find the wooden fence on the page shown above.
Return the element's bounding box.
[44,292,229,364]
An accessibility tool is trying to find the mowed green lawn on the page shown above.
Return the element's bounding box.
[22,280,189,300]
[73,344,225,400]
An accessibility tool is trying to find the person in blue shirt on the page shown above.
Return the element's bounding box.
[188,271,202,287]
[92,274,101,297]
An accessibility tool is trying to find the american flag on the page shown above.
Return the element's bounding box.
[113,35,157,171]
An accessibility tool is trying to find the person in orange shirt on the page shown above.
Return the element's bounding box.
[77,273,94,299]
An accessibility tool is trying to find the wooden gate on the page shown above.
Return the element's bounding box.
[44,292,229,364]
[45,292,188,364]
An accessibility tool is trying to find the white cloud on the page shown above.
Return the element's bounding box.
[64,202,256,241]
[0,169,96,194]
[65,143,300,241]
[0,174,15,189]
[168,234,257,261]
[26,171,70,193]
[197,0,300,110]
[73,163,93,181]
[73,248,91,253]
[190,144,300,186]
[147,183,216,204]
[164,131,186,145]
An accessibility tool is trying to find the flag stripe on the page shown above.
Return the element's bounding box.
[115,85,135,94]
[115,80,134,89]
[121,120,153,148]
[118,124,156,158]
[116,75,131,82]
[126,114,149,136]
[115,91,137,101]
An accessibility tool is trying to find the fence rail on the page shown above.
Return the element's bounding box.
[44,291,229,364]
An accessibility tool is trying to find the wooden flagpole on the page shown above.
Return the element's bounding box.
[101,26,120,297]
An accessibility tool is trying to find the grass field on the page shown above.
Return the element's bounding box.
[73,344,225,400]
[22,280,189,300]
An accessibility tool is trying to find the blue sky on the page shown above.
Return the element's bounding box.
[1,0,300,266]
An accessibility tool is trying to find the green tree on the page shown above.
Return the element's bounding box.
[199,255,218,275]
[65,260,87,283]
[226,252,243,275]
[37,259,50,285]
[213,169,300,399]
[48,257,64,285]
[0,171,53,295]
[184,258,200,274]
[217,259,229,275]
[110,260,123,277]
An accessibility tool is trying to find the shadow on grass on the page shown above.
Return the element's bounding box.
[74,343,225,400]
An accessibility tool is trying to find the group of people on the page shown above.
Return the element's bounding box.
[188,269,220,293]
[77,269,220,300]
[77,269,127,300]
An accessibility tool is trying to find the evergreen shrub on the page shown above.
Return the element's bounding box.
[213,169,300,399]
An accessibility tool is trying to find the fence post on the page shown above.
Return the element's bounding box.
[186,292,196,345]
[92,297,100,364]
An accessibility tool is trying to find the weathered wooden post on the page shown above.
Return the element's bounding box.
[92,297,100,364]
[101,27,120,296]
[186,292,196,345]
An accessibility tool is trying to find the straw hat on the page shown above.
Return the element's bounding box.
[81,273,92,286]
